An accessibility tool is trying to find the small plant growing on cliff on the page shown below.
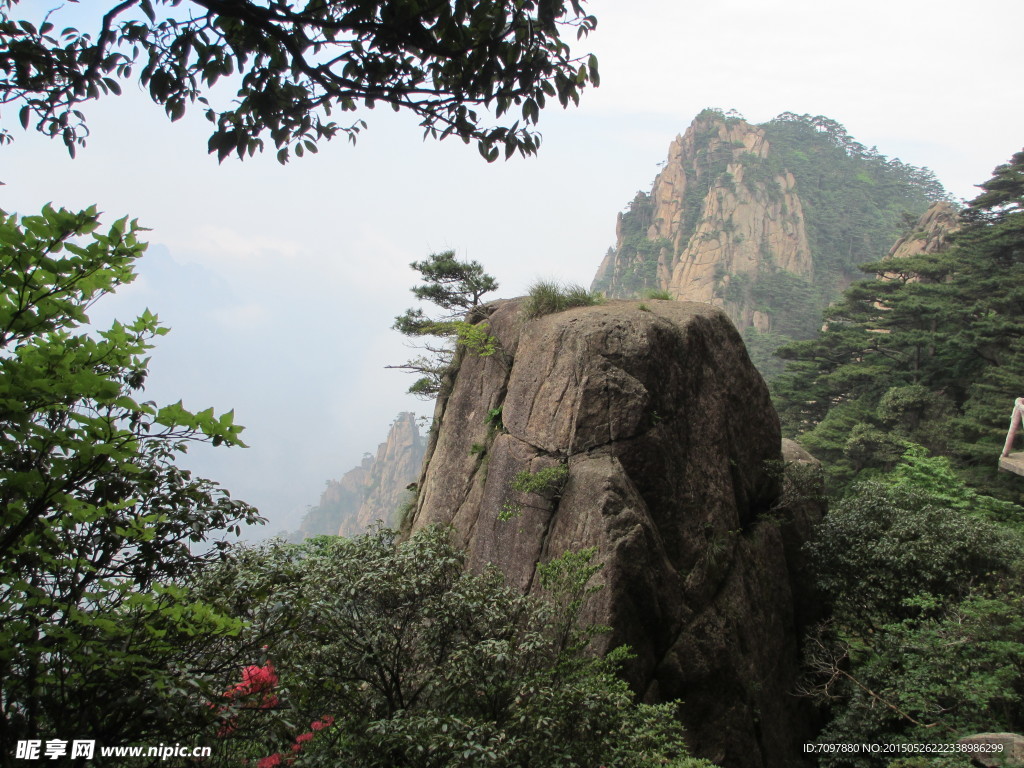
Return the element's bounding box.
[643,289,674,300]
[499,463,569,520]
[698,524,740,570]
[521,279,603,319]
[455,319,498,357]
[486,405,504,430]
[513,464,569,495]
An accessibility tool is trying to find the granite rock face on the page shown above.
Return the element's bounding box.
[410,299,821,768]
[592,113,812,334]
[343,411,425,535]
[291,460,373,541]
[885,201,960,262]
[957,733,1024,768]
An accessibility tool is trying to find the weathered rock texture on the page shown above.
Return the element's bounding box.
[343,411,426,535]
[291,413,425,541]
[593,113,811,333]
[592,111,944,375]
[291,463,371,541]
[885,201,960,262]
[410,300,822,768]
[958,733,1024,768]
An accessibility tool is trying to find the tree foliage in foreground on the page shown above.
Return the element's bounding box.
[0,205,263,762]
[801,462,1024,768]
[193,526,712,768]
[0,0,598,162]
[772,148,1024,498]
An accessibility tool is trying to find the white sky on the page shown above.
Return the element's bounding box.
[2,0,1022,536]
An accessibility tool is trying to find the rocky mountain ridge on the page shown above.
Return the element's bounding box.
[289,412,425,541]
[593,110,948,376]
[594,114,813,333]
[885,201,960,262]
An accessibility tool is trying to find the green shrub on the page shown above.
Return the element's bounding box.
[500,463,570,521]
[521,280,604,318]
[515,464,568,493]
[194,528,703,768]
[455,319,498,357]
[802,480,1024,765]
[642,289,674,300]
[562,282,602,307]
[486,405,504,430]
[883,444,1023,525]
[807,481,1021,631]
[522,280,564,317]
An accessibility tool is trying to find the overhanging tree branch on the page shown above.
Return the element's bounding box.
[0,0,599,161]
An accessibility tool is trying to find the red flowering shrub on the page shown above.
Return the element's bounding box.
[209,654,282,738]
[230,662,280,709]
[263,716,336,764]
[217,658,336,767]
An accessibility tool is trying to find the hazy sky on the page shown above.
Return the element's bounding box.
[2,0,1022,536]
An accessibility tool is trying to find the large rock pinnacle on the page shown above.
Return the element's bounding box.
[410,298,820,768]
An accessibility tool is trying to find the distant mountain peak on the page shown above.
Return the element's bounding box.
[593,110,949,377]
[289,412,425,540]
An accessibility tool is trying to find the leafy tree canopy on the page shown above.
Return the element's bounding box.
[0,204,263,757]
[191,526,711,768]
[0,0,599,162]
[802,474,1024,766]
[393,250,498,333]
[807,475,1022,635]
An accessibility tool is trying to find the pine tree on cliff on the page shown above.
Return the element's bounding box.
[389,251,499,398]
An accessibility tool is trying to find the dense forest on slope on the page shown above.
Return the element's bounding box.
[595,110,952,378]
[773,148,1024,502]
[800,463,1024,766]
[759,112,950,282]
[769,150,1024,762]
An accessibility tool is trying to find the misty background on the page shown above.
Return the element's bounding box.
[2,0,1021,536]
